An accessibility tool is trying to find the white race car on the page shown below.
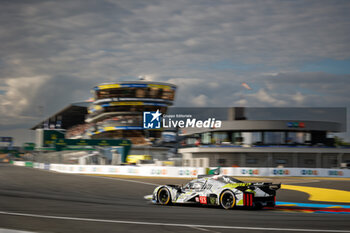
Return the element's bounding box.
[148,175,280,209]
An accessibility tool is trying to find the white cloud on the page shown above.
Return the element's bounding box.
[0,76,50,121]
[234,98,247,106]
[260,72,350,106]
[247,89,288,106]
[191,94,208,107]
[1,0,350,143]
[292,91,305,105]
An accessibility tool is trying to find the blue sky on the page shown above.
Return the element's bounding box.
[301,59,350,74]
[0,0,350,144]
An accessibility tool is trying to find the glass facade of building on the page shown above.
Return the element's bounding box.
[185,130,313,146]
[95,87,176,101]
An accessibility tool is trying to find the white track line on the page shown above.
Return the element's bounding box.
[0,211,349,233]
[38,169,160,186]
[189,226,214,232]
[79,174,159,186]
[0,228,37,233]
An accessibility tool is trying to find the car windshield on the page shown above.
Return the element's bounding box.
[211,175,243,184]
[183,180,206,190]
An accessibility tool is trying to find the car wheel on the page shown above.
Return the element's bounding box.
[220,190,235,209]
[157,187,171,205]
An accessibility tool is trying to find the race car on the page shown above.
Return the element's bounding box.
[148,175,280,209]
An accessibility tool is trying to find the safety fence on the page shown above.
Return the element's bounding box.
[11,161,350,178]
[218,167,350,178]
[12,161,204,178]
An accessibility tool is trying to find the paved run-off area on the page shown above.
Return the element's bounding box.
[0,164,349,233]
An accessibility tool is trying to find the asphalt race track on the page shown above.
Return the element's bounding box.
[0,164,349,233]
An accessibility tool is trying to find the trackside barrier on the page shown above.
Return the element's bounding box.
[25,161,33,167]
[34,163,205,178]
[12,162,350,178]
[12,161,26,166]
[218,167,350,178]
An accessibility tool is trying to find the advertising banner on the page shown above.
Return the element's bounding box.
[49,164,206,178]
[13,162,350,178]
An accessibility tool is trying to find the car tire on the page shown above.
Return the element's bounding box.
[220,190,235,209]
[157,187,172,205]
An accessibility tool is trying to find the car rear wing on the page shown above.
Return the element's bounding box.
[250,183,281,195]
[251,183,281,189]
[268,184,281,190]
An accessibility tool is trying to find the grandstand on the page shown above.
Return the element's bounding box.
[32,81,177,145]
[31,102,89,131]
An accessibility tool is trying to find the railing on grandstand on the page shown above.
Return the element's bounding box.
[180,144,350,149]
